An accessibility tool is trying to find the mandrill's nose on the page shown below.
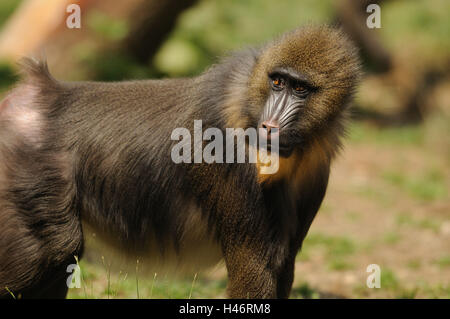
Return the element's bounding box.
[259,120,280,141]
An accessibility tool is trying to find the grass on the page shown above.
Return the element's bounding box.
[406,259,422,270]
[354,184,395,206]
[4,286,16,299]
[434,256,450,269]
[395,288,419,299]
[380,268,399,290]
[349,122,425,146]
[395,213,442,233]
[382,232,402,245]
[382,169,447,202]
[298,233,357,272]
[290,282,320,299]
[353,268,409,298]
[328,259,355,271]
[345,211,362,222]
[300,233,357,258]
[67,260,227,299]
[420,284,450,299]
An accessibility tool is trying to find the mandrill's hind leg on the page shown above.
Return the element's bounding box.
[17,256,79,299]
[0,202,83,299]
[0,156,83,299]
[0,78,83,299]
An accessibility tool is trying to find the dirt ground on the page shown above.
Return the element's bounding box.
[293,126,449,298]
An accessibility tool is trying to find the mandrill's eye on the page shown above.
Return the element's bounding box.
[293,82,309,97]
[270,76,285,90]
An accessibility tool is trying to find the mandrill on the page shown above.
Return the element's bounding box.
[0,25,360,298]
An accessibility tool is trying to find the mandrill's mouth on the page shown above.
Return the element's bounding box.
[258,120,295,158]
[259,134,294,157]
[267,143,293,158]
[277,144,294,157]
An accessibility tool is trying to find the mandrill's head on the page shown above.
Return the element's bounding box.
[233,26,361,158]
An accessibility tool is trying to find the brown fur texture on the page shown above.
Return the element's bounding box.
[0,26,360,298]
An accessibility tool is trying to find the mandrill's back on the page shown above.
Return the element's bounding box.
[0,59,223,281]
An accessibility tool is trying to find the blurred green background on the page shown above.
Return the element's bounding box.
[0,0,448,299]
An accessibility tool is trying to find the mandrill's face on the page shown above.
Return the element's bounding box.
[246,26,361,158]
[257,67,317,157]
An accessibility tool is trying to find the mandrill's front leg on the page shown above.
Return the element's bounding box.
[215,196,291,298]
[222,238,291,299]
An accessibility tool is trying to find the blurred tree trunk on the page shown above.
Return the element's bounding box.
[335,0,392,73]
[124,0,199,63]
[0,0,90,61]
[336,0,447,125]
[0,0,198,79]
